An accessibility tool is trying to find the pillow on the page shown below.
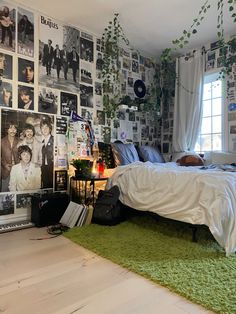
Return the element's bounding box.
[137,145,165,163]
[177,154,204,166]
[111,142,140,166]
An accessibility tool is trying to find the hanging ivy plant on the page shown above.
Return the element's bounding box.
[101,13,129,118]
[161,0,236,80]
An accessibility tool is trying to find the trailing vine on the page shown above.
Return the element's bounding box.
[161,0,236,96]
[101,13,129,118]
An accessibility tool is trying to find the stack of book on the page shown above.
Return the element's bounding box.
[60,201,90,228]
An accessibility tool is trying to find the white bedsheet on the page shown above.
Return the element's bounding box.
[106,161,236,256]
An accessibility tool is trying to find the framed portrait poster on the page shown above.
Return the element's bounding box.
[54,170,68,191]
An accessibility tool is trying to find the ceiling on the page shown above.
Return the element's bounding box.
[16,0,235,58]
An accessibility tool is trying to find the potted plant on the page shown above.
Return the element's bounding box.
[70,159,93,178]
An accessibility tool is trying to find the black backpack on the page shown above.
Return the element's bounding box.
[92,185,123,225]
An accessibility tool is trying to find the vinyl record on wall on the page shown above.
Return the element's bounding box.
[134,79,146,98]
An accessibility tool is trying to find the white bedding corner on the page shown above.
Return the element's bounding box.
[107,161,236,256]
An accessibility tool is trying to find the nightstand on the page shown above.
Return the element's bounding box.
[69,176,108,207]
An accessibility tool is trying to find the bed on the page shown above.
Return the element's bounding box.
[105,143,236,256]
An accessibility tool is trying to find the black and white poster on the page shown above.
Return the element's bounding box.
[18,85,34,110]
[80,36,93,62]
[0,1,16,52]
[39,15,80,93]
[38,86,58,114]
[17,7,34,57]
[0,81,12,107]
[1,109,54,192]
[0,193,14,215]
[80,84,93,108]
[60,91,77,116]
[0,51,12,79]
[18,58,34,84]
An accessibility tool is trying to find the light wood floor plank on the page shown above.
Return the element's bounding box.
[0,227,214,314]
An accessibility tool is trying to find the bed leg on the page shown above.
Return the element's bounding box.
[191,226,198,242]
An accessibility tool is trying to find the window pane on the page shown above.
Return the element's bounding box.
[203,83,211,100]
[194,137,200,152]
[212,80,222,98]
[212,134,222,150]
[201,117,211,134]
[212,98,221,116]
[212,116,222,133]
[200,135,212,151]
[202,100,211,117]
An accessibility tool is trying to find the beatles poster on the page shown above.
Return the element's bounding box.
[1,109,54,192]
[0,1,16,52]
[17,7,34,57]
[39,15,80,93]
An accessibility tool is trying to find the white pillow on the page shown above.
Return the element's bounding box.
[211,151,236,164]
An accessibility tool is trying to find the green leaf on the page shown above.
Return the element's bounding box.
[229,6,234,11]
[192,29,197,34]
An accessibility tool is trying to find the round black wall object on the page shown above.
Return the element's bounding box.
[134,79,146,98]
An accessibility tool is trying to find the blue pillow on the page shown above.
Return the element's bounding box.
[111,143,140,166]
[137,145,165,163]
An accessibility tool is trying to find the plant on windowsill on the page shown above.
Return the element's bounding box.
[70,159,93,179]
[101,13,130,119]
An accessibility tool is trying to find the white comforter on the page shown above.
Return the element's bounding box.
[106,162,236,256]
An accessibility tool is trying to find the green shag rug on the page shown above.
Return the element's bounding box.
[64,213,236,314]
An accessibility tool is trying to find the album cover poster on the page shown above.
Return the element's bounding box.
[94,95,103,110]
[80,84,93,108]
[0,81,12,107]
[80,60,93,85]
[95,82,102,96]
[0,51,12,79]
[17,7,34,57]
[1,109,54,192]
[18,85,34,110]
[18,58,34,84]
[102,126,111,143]
[96,51,103,71]
[80,107,93,121]
[80,36,93,62]
[54,116,68,169]
[15,193,33,217]
[0,1,16,52]
[96,110,105,125]
[0,193,14,215]
[60,91,77,116]
[38,86,58,114]
[39,15,80,93]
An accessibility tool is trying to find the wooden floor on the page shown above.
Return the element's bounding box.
[0,227,214,314]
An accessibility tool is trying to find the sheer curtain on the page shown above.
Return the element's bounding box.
[173,50,205,152]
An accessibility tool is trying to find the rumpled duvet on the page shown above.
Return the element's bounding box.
[106,161,236,256]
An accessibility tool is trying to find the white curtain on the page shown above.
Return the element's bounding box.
[173,50,205,152]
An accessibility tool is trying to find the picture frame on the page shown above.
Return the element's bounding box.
[54,170,68,191]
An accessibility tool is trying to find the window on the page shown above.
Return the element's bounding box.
[194,72,223,153]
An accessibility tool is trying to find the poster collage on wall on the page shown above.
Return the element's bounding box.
[0,0,159,223]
